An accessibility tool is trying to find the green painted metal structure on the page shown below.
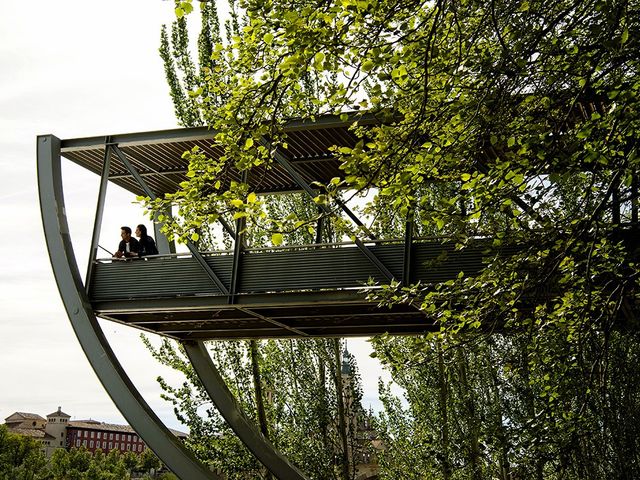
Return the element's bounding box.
[37,113,510,479]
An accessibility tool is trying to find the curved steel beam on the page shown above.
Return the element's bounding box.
[182,340,309,480]
[37,135,217,480]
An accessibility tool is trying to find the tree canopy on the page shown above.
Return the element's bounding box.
[149,0,640,478]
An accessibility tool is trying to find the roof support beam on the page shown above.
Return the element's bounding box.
[37,134,217,480]
[112,145,229,295]
[182,340,309,480]
[263,139,395,282]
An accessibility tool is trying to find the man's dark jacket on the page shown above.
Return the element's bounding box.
[117,237,139,257]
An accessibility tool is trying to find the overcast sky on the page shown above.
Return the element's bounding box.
[0,1,398,431]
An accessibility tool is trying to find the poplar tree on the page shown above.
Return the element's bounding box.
[148,0,640,478]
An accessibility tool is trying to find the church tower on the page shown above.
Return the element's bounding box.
[44,406,71,452]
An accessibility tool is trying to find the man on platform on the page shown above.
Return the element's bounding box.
[113,226,139,258]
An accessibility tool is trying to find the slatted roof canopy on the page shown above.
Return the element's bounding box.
[60,112,383,197]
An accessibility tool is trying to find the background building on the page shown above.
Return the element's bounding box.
[4,406,186,458]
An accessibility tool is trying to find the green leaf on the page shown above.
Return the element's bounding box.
[621,27,629,45]
[362,60,375,72]
[181,1,193,14]
[264,32,274,45]
[272,233,283,245]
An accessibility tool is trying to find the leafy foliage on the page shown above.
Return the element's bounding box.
[149,0,640,478]
[0,425,47,480]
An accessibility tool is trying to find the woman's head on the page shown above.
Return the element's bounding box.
[135,224,148,238]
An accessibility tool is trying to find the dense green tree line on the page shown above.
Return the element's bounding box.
[0,425,172,480]
[146,0,640,478]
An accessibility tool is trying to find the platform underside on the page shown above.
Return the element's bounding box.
[97,292,434,339]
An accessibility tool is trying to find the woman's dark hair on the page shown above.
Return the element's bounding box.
[137,224,148,237]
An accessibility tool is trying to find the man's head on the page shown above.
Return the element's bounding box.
[121,226,132,241]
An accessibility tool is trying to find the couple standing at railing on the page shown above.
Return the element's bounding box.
[112,224,159,259]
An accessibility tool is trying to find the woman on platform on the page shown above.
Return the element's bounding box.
[134,224,159,257]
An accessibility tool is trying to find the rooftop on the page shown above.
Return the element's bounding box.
[5,412,46,421]
[59,111,383,197]
[68,420,187,438]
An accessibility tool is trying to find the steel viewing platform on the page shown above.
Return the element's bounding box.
[90,239,491,340]
[35,112,532,480]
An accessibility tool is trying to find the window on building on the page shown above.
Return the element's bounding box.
[90,440,94,448]
[90,431,94,439]
[127,444,130,451]
[108,442,112,449]
[76,439,80,447]
[97,432,101,439]
[109,433,113,440]
[115,433,119,440]
[61,432,64,438]
[138,445,143,452]
[103,441,106,449]
[83,440,87,447]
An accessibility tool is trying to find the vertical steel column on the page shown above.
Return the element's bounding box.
[613,187,621,224]
[403,212,414,286]
[182,340,309,480]
[153,213,174,255]
[632,173,638,224]
[229,173,247,304]
[85,138,112,292]
[37,135,217,480]
[315,212,324,244]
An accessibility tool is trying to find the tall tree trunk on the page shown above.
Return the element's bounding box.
[319,344,329,452]
[456,348,483,480]
[437,341,452,480]
[250,340,269,439]
[488,342,511,480]
[333,339,350,480]
[522,339,544,480]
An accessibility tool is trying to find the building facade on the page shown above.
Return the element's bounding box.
[66,420,150,454]
[4,407,185,458]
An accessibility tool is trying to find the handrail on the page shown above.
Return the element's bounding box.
[93,235,488,263]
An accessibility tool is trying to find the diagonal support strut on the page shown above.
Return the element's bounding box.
[182,340,309,480]
[262,139,395,282]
